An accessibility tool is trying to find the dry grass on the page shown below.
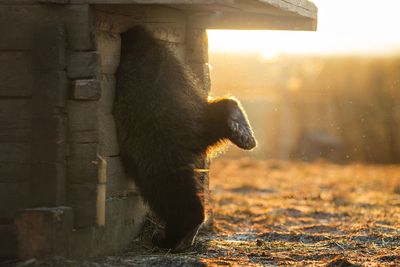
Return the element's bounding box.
[204,158,400,266]
[30,159,400,266]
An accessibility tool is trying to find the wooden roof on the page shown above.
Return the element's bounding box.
[69,0,317,30]
[3,0,317,30]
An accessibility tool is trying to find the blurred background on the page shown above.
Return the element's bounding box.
[207,0,400,163]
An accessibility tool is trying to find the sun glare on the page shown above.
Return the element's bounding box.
[208,0,400,56]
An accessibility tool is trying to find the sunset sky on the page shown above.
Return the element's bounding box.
[208,0,400,56]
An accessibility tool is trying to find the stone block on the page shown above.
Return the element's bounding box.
[15,207,73,259]
[67,184,100,228]
[105,157,137,198]
[105,194,146,227]
[72,79,101,100]
[98,113,119,157]
[96,30,121,74]
[63,5,96,51]
[185,28,208,64]
[67,100,98,143]
[99,74,115,115]
[67,52,99,79]
[67,143,98,184]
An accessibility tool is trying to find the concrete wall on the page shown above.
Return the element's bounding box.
[0,2,210,259]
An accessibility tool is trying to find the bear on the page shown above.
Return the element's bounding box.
[114,26,256,251]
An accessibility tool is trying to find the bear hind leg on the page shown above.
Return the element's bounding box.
[144,169,205,251]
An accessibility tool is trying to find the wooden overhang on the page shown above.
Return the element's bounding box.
[70,0,318,31]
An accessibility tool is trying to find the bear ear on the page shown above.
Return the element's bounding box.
[226,101,257,150]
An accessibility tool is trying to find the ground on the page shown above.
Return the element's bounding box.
[18,159,400,266]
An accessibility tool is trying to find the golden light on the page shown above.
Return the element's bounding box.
[208,0,400,56]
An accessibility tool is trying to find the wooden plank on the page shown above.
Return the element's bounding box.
[258,0,317,19]
[0,52,33,97]
[95,4,186,25]
[0,99,32,120]
[81,0,317,21]
[0,143,30,164]
[0,6,36,50]
[31,23,66,73]
[31,142,66,163]
[9,0,318,20]
[99,113,119,157]
[31,116,66,145]
[0,119,30,143]
[31,71,68,113]
[0,100,32,166]
[0,163,30,183]
[30,23,68,120]
[67,100,99,143]
[30,163,66,206]
[29,23,68,207]
[31,116,67,163]
[72,0,230,3]
[0,182,29,224]
[189,12,317,30]
[38,0,69,4]
[0,5,95,50]
[67,143,99,184]
[0,0,229,3]
[0,224,17,258]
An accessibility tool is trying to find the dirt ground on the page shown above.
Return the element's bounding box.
[18,159,400,267]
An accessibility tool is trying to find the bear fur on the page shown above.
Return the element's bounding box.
[114,26,256,251]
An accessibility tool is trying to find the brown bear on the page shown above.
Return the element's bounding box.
[114,26,256,251]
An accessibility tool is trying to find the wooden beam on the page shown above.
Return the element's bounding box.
[258,0,317,19]
[190,12,316,30]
